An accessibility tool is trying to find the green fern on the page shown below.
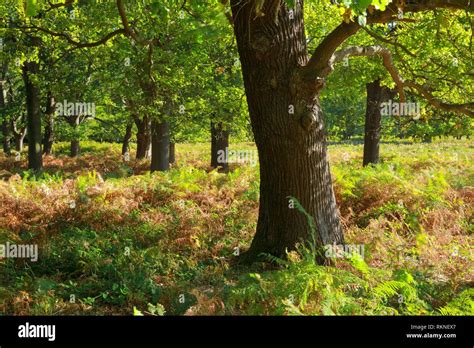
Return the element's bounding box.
[438,289,474,316]
[287,196,319,255]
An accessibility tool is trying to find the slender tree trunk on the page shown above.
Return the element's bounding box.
[211,122,217,167]
[11,116,27,153]
[22,61,42,171]
[169,142,175,164]
[43,92,55,155]
[15,131,26,152]
[0,80,11,156]
[231,0,343,261]
[363,80,383,166]
[15,137,21,152]
[1,119,10,156]
[210,121,229,173]
[363,79,394,166]
[150,120,170,172]
[70,139,80,157]
[122,120,133,156]
[135,115,151,160]
[69,115,80,157]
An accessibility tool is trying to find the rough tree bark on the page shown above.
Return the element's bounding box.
[210,121,229,173]
[43,92,55,155]
[134,115,151,159]
[22,61,42,171]
[150,120,169,172]
[226,0,474,262]
[230,0,344,261]
[363,79,394,166]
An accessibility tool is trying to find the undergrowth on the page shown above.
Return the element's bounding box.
[0,140,472,315]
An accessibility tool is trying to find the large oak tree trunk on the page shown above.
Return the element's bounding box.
[135,115,151,160]
[23,61,42,171]
[210,121,229,173]
[363,79,394,166]
[43,92,55,155]
[231,0,343,261]
[150,120,170,172]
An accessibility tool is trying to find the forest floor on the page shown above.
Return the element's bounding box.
[0,140,472,315]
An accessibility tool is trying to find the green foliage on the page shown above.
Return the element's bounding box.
[438,289,474,315]
[0,0,472,318]
[224,250,434,315]
[0,141,472,315]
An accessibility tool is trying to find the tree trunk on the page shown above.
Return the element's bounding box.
[15,137,21,152]
[0,80,11,156]
[43,92,55,155]
[231,0,343,261]
[1,119,10,156]
[70,139,80,157]
[22,61,42,171]
[15,131,26,152]
[69,115,80,157]
[169,142,175,164]
[150,120,170,172]
[122,120,133,156]
[135,115,151,160]
[363,80,383,166]
[210,121,229,173]
[363,79,394,166]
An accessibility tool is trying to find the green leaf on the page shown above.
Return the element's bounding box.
[357,0,372,10]
[372,0,391,11]
[25,0,37,17]
[133,306,144,316]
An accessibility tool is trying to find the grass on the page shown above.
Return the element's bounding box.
[0,139,472,315]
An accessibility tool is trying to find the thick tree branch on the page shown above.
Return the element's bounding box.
[405,81,474,117]
[305,0,473,80]
[304,21,360,79]
[116,0,161,47]
[331,45,407,102]
[116,0,140,42]
[329,45,474,117]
